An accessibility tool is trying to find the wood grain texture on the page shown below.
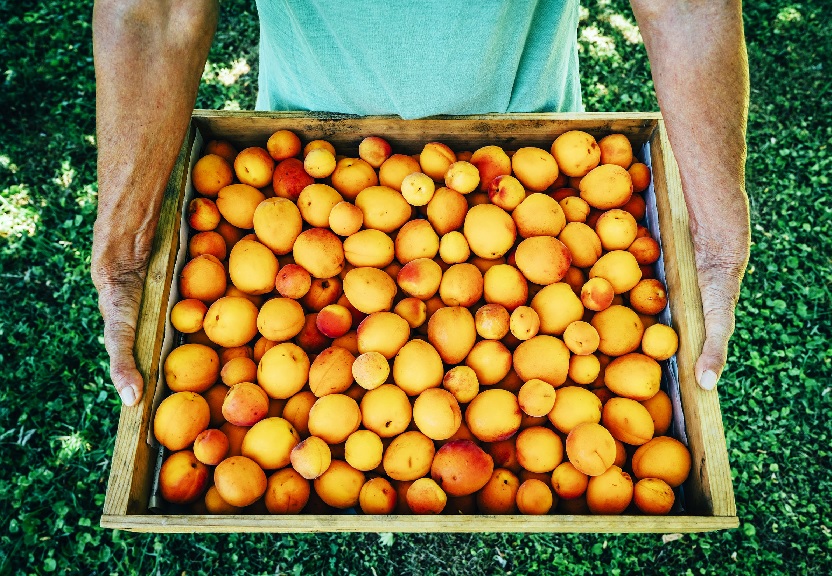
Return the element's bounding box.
[650,122,737,517]
[102,126,195,516]
[100,513,738,534]
[193,111,661,156]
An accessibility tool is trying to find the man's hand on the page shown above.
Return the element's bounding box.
[92,0,218,406]
[631,0,750,390]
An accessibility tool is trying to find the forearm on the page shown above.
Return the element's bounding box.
[92,0,218,282]
[631,0,750,266]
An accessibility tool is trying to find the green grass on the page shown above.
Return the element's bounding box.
[1,0,830,574]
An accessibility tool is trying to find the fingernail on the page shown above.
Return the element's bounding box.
[699,370,718,391]
[120,386,137,406]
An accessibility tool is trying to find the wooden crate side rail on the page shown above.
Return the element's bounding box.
[650,122,736,517]
[100,514,738,534]
[102,125,196,516]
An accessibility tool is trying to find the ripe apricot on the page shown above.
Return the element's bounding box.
[154,391,210,451]
[604,353,661,400]
[591,305,645,357]
[235,147,275,188]
[512,193,566,238]
[511,147,559,192]
[361,383,412,438]
[516,479,554,515]
[214,456,267,508]
[330,157,379,200]
[419,142,456,180]
[633,477,675,515]
[180,254,227,303]
[241,416,300,469]
[297,183,343,228]
[343,229,395,268]
[426,186,468,236]
[516,426,564,473]
[359,477,398,514]
[602,397,655,446]
[514,236,572,285]
[356,311,410,359]
[264,467,311,513]
[344,429,384,472]
[579,164,633,210]
[391,338,444,396]
[530,282,584,336]
[395,219,440,263]
[551,461,589,499]
[292,228,344,279]
[307,394,361,444]
[512,335,570,387]
[257,342,310,399]
[164,343,220,393]
[407,478,448,515]
[463,204,516,259]
[379,154,421,191]
[359,136,392,168]
[465,340,512,386]
[551,130,601,178]
[308,346,355,397]
[586,465,633,514]
[431,440,494,497]
[159,450,209,505]
[351,351,390,390]
[427,306,477,364]
[313,460,365,509]
[192,153,234,197]
[629,279,668,315]
[509,306,540,341]
[438,231,471,264]
[640,389,673,436]
[383,431,436,481]
[518,379,557,417]
[289,436,332,480]
[282,390,317,438]
[442,365,480,404]
[477,468,520,514]
[632,436,691,487]
[598,134,633,168]
[482,264,528,311]
[222,382,269,427]
[628,162,652,193]
[565,422,617,476]
[188,197,221,231]
[343,267,397,314]
[465,389,522,443]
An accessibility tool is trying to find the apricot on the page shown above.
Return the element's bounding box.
[530,282,584,336]
[302,276,343,311]
[239,416,299,470]
[558,222,602,269]
[359,477,398,514]
[264,129,300,161]
[547,386,602,435]
[563,321,600,355]
[465,389,521,443]
[437,263,482,307]
[465,340,512,386]
[361,383,412,438]
[632,436,691,487]
[438,231,471,264]
[342,230,393,270]
[294,313,332,354]
[292,228,344,279]
[253,298,303,345]
[482,264,528,311]
[511,147,559,192]
[629,279,668,315]
[641,389,673,436]
[628,162,652,193]
[581,277,615,312]
[516,479,554,515]
[590,304,645,357]
[518,379,556,417]
[159,450,209,505]
[406,478,447,514]
[221,382,268,427]
[262,468,310,514]
[310,305,350,339]
[400,172,436,206]
[203,139,237,164]
[343,430,384,472]
[595,209,638,251]
[514,236,572,285]
[308,346,355,397]
[332,330,360,355]
[219,422,248,457]
[214,456,267,508]
[476,468,520,514]
[257,342,310,399]
[164,343,220,393]
[473,303,510,340]
[303,148,336,178]
[633,478,675,515]
[516,427,564,477]
[551,130,601,178]
[392,340,442,397]
[170,299,207,335]
[559,195,591,223]
[313,459,365,509]
[188,231,227,262]
[327,201,363,237]
[463,204,515,259]
[621,193,646,221]
[279,391,315,438]
[395,219,440,264]
[296,183,342,228]
[356,311,410,359]
[565,422,617,476]
[443,160,479,194]
[288,432,330,477]
[337,269,394,317]
[249,198,300,256]
[512,193,566,238]
[602,397,655,446]
[307,394,361,445]
[188,197,221,232]
[512,335,570,387]
[192,153,234,197]
[379,154,421,191]
[389,300,424,332]
[272,157,314,201]
[551,461,589,499]
[509,306,540,341]
[330,157,378,200]
[580,164,633,210]
[215,184,265,230]
[442,365,479,404]
[418,142,455,180]
[604,353,661,401]
[358,136,392,168]
[383,431,435,481]
[431,440,494,497]
[180,254,227,303]
[628,236,661,266]
[488,174,526,211]
[469,145,511,191]
[204,485,241,514]
[586,465,633,514]
[203,383,229,427]
[234,147,274,188]
[598,134,633,168]
[568,354,602,385]
[154,391,210,451]
[426,187,468,235]
[228,240,277,296]
[421,306,474,365]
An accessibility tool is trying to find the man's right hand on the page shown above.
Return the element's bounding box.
[92,0,217,406]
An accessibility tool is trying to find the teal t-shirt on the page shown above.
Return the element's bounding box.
[254,0,582,119]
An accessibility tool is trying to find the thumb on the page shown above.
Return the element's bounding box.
[694,285,738,391]
[104,317,145,407]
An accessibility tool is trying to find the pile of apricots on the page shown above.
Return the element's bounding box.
[153,127,691,516]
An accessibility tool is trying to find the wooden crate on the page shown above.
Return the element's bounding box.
[101,111,738,533]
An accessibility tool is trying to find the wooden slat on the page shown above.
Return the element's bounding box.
[649,122,736,517]
[102,126,195,516]
[192,111,661,156]
[100,513,738,534]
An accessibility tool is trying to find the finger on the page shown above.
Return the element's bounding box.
[694,295,737,391]
[104,317,145,406]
